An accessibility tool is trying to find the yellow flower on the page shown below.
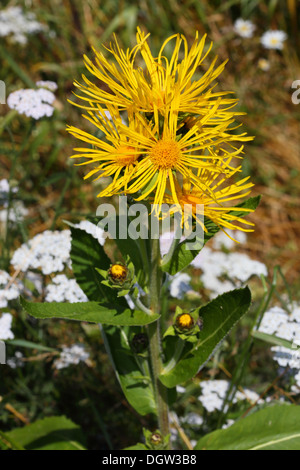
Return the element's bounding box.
[67,106,143,196]
[67,98,250,208]
[72,28,241,118]
[161,163,255,236]
[115,105,247,211]
[68,29,253,213]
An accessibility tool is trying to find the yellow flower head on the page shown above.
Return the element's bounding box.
[68,28,254,233]
[67,105,143,196]
[162,162,255,237]
[72,28,241,118]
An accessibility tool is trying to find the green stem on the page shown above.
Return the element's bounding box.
[147,237,170,440]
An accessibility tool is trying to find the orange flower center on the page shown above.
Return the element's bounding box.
[116,145,137,166]
[150,140,181,169]
[179,193,205,213]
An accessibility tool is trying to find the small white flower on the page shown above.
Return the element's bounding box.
[258,307,288,335]
[74,220,105,246]
[0,201,28,224]
[169,272,192,299]
[181,413,204,427]
[222,419,235,429]
[0,271,22,308]
[234,18,256,38]
[160,231,175,257]
[198,380,263,413]
[7,351,24,369]
[212,230,247,251]
[54,344,89,370]
[260,30,287,50]
[258,58,270,71]
[0,313,14,340]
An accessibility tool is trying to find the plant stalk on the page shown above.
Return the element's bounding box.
[147,237,170,440]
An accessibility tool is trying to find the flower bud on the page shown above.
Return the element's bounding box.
[150,432,163,447]
[130,333,149,354]
[175,312,194,332]
[108,263,129,285]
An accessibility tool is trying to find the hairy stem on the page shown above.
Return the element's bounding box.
[147,237,170,440]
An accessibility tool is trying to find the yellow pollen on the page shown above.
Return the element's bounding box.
[110,264,128,280]
[116,145,137,166]
[177,313,194,329]
[150,140,181,169]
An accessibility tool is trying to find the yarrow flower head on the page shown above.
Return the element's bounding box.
[260,30,287,50]
[7,88,56,120]
[0,270,22,308]
[0,6,47,45]
[233,18,256,38]
[0,313,15,340]
[54,344,90,370]
[68,28,255,239]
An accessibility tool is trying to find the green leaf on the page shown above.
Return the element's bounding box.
[195,404,300,450]
[252,331,296,349]
[124,443,148,450]
[101,325,157,416]
[159,287,252,388]
[5,416,86,450]
[6,339,57,352]
[70,226,117,303]
[20,297,160,327]
[161,196,261,275]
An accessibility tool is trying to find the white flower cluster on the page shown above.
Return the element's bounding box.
[160,229,267,299]
[192,247,267,298]
[45,275,88,303]
[198,380,263,413]
[0,201,28,224]
[0,270,22,308]
[233,18,287,50]
[7,88,56,120]
[11,222,106,276]
[0,179,28,224]
[211,230,247,251]
[11,230,72,275]
[54,344,90,370]
[0,6,47,45]
[169,272,192,299]
[0,312,14,340]
[258,304,300,391]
